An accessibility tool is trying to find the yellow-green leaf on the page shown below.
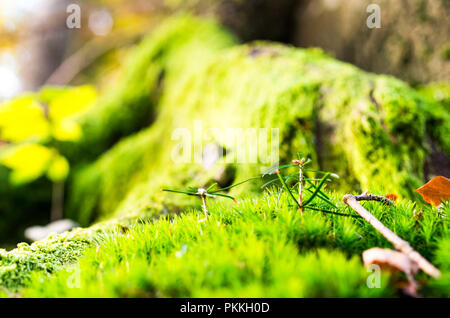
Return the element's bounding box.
[48,85,97,122]
[46,154,69,182]
[0,95,50,142]
[0,143,54,185]
[52,119,82,141]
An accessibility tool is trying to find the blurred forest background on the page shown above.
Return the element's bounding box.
[0,0,449,248]
[1,0,449,99]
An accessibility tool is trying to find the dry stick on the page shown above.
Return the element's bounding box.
[293,158,306,215]
[353,192,395,206]
[343,194,441,278]
[200,193,209,221]
[298,167,304,215]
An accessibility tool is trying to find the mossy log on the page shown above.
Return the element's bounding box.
[65,17,449,225]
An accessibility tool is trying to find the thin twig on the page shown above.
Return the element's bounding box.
[343,193,441,278]
[351,192,395,206]
[299,167,303,215]
[304,206,361,218]
[292,158,307,215]
[199,190,209,222]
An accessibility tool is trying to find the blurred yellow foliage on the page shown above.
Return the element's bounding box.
[1,143,53,184]
[48,85,97,122]
[0,143,69,184]
[0,85,97,184]
[46,154,70,182]
[52,119,83,142]
[0,85,97,143]
[0,95,50,142]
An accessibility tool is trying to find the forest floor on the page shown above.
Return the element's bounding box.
[2,186,448,298]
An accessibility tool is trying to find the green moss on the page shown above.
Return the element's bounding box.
[21,191,450,297]
[0,230,92,292]
[1,15,449,297]
[416,81,450,156]
[3,178,449,296]
[20,193,385,297]
[416,81,450,111]
[57,15,237,164]
[0,15,237,243]
[0,207,160,293]
[68,37,449,225]
[441,43,450,60]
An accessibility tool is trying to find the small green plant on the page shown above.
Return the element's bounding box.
[162,178,257,222]
[291,156,308,214]
[263,153,358,218]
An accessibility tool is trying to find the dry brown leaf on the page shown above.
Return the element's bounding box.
[362,247,420,297]
[415,176,450,206]
[385,193,398,202]
[362,247,419,275]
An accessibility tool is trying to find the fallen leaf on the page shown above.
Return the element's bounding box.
[362,247,419,276]
[362,247,420,297]
[385,193,398,202]
[415,176,450,206]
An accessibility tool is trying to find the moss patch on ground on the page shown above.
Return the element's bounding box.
[20,190,450,297]
[0,207,160,294]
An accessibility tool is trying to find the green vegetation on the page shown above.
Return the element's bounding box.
[0,86,97,241]
[417,81,450,111]
[21,189,450,297]
[441,43,450,61]
[0,85,97,184]
[0,208,159,294]
[0,15,449,297]
[67,39,450,226]
[58,15,237,163]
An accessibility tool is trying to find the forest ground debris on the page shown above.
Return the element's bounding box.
[343,193,441,279]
